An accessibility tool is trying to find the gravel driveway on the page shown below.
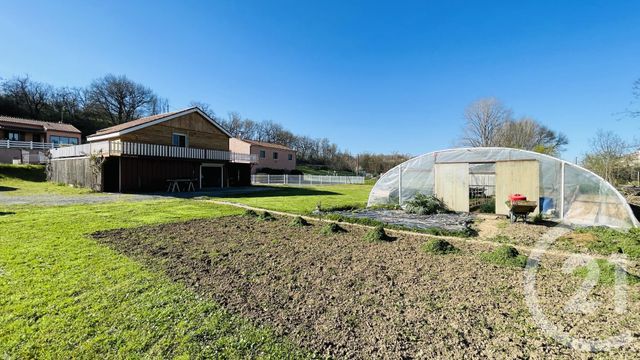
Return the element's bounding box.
[0,186,270,206]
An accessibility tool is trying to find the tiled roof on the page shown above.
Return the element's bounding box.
[0,115,81,133]
[241,138,294,151]
[94,109,185,135]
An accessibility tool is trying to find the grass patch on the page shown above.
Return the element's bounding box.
[0,164,92,196]
[479,245,527,268]
[289,216,310,227]
[363,225,393,242]
[321,223,347,235]
[214,184,372,215]
[259,211,276,221]
[0,200,309,358]
[487,235,512,244]
[243,209,259,217]
[574,259,640,286]
[421,239,459,255]
[557,227,640,260]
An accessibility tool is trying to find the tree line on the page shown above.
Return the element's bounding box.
[0,74,407,175]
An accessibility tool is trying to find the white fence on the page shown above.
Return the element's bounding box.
[0,139,59,150]
[251,174,365,185]
[21,151,48,164]
[50,140,257,163]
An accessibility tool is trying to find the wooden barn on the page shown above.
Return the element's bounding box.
[48,107,255,192]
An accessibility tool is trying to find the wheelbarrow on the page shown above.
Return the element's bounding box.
[505,194,537,223]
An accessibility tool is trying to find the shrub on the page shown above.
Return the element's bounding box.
[321,223,346,235]
[243,209,258,217]
[480,245,527,268]
[477,201,495,214]
[259,211,275,221]
[404,194,451,215]
[363,225,392,243]
[289,216,310,227]
[421,239,459,254]
[532,212,544,223]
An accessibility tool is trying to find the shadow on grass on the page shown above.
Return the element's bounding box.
[220,186,339,198]
[0,211,16,216]
[133,186,340,199]
[0,186,17,192]
[0,164,46,182]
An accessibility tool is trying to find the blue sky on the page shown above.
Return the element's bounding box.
[1,1,639,161]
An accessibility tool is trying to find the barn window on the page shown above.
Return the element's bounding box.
[288,153,293,161]
[259,150,266,158]
[172,133,188,147]
[273,152,279,160]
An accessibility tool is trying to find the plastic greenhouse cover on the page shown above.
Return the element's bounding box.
[368,147,639,229]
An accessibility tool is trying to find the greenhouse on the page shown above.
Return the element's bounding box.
[368,147,639,229]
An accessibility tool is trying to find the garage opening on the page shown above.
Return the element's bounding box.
[200,164,223,189]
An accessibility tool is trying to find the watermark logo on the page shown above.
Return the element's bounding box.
[523,225,635,352]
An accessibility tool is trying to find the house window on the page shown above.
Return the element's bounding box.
[288,154,293,161]
[172,133,187,147]
[32,134,42,142]
[259,150,266,158]
[8,132,21,141]
[50,136,79,145]
[273,152,279,160]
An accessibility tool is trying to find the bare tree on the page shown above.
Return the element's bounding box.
[461,98,511,147]
[149,96,170,115]
[496,117,568,156]
[189,101,216,119]
[85,74,157,125]
[628,78,640,118]
[582,130,629,184]
[52,87,85,122]
[1,76,53,118]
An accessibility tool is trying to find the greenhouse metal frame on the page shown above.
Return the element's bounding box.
[368,147,639,229]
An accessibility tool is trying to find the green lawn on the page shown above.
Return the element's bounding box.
[0,200,310,358]
[0,165,372,357]
[214,184,372,214]
[0,164,93,196]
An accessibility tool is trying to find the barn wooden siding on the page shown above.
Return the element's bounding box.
[116,112,229,150]
[48,157,103,191]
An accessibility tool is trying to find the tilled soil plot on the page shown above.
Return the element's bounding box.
[94,215,640,359]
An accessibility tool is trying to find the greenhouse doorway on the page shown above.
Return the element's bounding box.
[469,163,496,213]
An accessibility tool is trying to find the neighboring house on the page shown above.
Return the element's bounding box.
[229,138,296,174]
[0,115,81,164]
[48,107,256,192]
